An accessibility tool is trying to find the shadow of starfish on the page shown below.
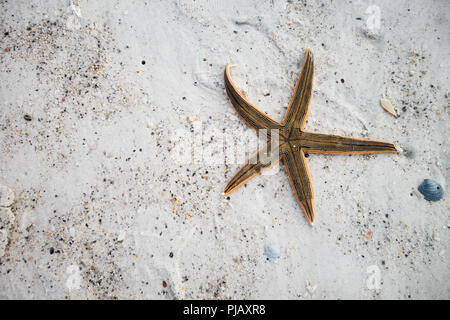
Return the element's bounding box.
[224,48,397,224]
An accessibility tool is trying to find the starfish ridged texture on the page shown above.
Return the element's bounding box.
[224,49,397,224]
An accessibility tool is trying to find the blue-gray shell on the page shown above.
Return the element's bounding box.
[264,243,280,260]
[418,179,444,202]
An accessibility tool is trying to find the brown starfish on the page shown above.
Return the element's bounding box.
[224,49,397,224]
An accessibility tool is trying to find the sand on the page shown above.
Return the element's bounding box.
[0,0,448,299]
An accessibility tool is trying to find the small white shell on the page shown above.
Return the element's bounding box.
[380,98,397,117]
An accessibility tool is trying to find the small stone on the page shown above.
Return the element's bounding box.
[24,114,32,121]
[365,231,373,239]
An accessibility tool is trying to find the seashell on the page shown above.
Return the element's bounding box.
[380,99,397,117]
[418,179,444,202]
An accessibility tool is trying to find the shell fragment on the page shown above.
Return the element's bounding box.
[380,99,397,117]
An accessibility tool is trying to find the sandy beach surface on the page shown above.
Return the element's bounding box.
[0,0,448,299]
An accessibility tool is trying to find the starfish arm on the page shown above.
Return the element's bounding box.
[299,132,398,154]
[224,63,281,136]
[282,147,315,223]
[282,48,314,134]
[224,143,280,195]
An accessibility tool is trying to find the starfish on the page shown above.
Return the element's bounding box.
[223,49,397,224]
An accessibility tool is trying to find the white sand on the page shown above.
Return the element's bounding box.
[0,0,448,299]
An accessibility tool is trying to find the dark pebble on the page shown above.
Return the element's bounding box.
[24,114,32,121]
